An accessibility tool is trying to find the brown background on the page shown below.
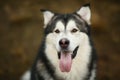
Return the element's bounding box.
[0,0,120,80]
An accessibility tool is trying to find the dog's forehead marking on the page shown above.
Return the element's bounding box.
[55,19,77,31]
[66,20,77,30]
[55,20,65,30]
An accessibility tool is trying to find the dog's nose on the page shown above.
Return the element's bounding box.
[59,38,69,49]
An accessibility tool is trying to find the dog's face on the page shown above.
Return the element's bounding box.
[41,4,91,72]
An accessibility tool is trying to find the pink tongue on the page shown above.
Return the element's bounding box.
[59,52,72,72]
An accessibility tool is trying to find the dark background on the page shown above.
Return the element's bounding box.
[0,0,120,80]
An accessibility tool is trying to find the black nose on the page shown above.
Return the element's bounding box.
[59,38,69,49]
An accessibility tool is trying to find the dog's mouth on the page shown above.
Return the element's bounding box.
[58,46,79,72]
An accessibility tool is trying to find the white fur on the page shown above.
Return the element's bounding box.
[21,70,30,80]
[42,11,54,28]
[77,6,91,24]
[45,20,92,80]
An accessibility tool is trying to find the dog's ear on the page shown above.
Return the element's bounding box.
[41,9,54,28]
[76,4,91,24]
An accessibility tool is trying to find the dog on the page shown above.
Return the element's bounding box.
[21,3,97,80]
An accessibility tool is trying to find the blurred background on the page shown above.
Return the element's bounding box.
[0,0,120,80]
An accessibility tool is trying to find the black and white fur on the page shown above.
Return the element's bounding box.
[21,4,97,80]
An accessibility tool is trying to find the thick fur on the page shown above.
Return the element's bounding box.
[21,4,97,80]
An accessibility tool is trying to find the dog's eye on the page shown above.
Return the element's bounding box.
[71,28,78,33]
[54,29,60,33]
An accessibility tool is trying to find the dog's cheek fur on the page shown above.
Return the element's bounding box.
[45,32,60,51]
[45,33,59,65]
[46,33,56,46]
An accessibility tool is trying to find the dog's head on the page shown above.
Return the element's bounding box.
[41,4,91,72]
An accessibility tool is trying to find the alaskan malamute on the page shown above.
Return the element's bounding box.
[21,3,97,80]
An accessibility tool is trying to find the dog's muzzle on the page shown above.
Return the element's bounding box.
[57,38,79,72]
[58,38,79,59]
